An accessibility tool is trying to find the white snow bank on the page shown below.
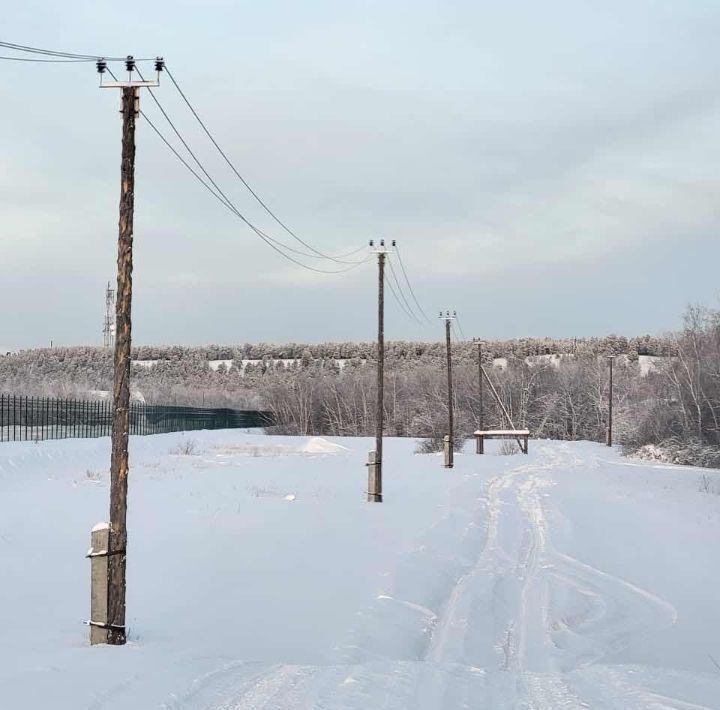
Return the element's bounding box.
[301,437,350,454]
[1,433,720,708]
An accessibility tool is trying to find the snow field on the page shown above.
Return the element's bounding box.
[0,432,719,708]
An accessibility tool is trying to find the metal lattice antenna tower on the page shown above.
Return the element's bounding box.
[103,281,116,348]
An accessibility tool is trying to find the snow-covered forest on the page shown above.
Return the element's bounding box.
[2,307,720,463]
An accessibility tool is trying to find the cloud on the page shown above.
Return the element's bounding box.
[2,0,720,345]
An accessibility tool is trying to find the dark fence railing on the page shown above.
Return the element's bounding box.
[0,394,274,443]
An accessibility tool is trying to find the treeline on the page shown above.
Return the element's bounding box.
[114,332,676,359]
[0,333,672,410]
[1,331,673,369]
[3,320,718,465]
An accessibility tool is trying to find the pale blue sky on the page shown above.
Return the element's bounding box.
[2,0,720,347]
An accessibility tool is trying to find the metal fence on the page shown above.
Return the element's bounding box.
[0,394,273,443]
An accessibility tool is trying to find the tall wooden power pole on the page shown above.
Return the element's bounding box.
[367,239,393,502]
[607,355,615,447]
[441,311,456,468]
[98,57,162,645]
[473,338,484,430]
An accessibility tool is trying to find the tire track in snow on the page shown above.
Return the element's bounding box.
[161,661,268,709]
[159,442,704,709]
[413,441,683,708]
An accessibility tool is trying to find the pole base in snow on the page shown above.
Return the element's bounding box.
[444,435,454,468]
[88,522,110,645]
[367,450,382,502]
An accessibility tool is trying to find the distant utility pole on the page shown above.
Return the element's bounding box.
[607,355,615,447]
[95,55,163,646]
[103,281,116,348]
[472,338,483,430]
[440,311,456,468]
[367,238,395,502]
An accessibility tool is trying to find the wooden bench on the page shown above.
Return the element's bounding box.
[474,429,529,454]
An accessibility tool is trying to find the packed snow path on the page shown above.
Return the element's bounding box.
[1,433,719,708]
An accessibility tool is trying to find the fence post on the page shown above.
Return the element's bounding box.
[88,522,110,645]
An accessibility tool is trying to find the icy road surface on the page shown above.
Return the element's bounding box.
[1,432,719,708]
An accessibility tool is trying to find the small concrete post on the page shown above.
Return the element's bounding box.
[88,522,110,645]
[443,435,453,468]
[367,450,382,502]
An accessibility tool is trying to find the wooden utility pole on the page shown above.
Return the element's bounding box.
[96,57,162,645]
[105,84,137,645]
[367,239,392,502]
[607,355,614,447]
[441,311,455,468]
[473,338,484,430]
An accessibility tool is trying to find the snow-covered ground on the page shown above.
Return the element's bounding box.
[1,432,719,709]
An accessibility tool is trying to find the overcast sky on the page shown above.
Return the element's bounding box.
[2,0,720,348]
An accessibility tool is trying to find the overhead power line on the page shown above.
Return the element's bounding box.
[0,55,96,63]
[0,39,154,61]
[394,246,432,324]
[122,71,371,275]
[387,258,423,325]
[141,108,370,274]
[455,313,468,341]
[164,66,355,265]
[451,321,462,343]
[135,66,365,268]
[385,272,419,324]
[0,40,370,274]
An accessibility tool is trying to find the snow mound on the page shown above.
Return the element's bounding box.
[301,437,349,454]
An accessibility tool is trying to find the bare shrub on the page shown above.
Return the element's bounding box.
[414,435,465,454]
[171,438,198,456]
[498,439,520,456]
[631,438,720,469]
